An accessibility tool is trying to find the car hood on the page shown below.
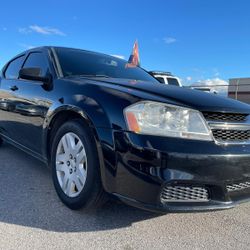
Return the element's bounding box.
[79,77,250,113]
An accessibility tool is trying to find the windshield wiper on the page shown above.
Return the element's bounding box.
[69,74,111,78]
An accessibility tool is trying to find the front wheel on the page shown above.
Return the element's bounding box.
[51,119,106,210]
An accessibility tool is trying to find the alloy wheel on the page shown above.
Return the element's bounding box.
[56,132,87,198]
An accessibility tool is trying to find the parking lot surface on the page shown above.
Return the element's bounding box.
[0,143,249,250]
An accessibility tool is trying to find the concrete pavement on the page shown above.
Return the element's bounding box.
[0,143,249,250]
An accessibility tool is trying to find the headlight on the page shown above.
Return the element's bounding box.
[124,101,213,141]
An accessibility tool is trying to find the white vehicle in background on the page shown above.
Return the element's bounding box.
[190,85,218,94]
[149,71,218,95]
[149,71,182,87]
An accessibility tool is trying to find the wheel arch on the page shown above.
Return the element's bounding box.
[44,106,104,168]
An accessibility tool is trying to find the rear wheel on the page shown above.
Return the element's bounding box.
[51,119,106,210]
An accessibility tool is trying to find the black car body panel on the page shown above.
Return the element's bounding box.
[0,46,250,212]
[92,78,250,112]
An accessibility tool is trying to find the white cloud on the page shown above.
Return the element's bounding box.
[111,55,125,59]
[192,78,229,96]
[19,25,66,36]
[186,76,192,81]
[30,25,65,36]
[197,78,228,86]
[163,37,177,44]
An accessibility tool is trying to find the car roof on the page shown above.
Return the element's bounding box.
[2,46,128,72]
[20,46,126,62]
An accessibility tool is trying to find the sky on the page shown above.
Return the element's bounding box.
[1,0,250,87]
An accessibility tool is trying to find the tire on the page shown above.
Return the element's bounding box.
[51,119,106,210]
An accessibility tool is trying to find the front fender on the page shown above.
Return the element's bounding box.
[45,94,111,130]
[42,97,116,192]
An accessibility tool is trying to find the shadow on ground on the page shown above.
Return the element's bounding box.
[0,144,161,232]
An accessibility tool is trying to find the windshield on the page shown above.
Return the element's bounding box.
[55,48,158,83]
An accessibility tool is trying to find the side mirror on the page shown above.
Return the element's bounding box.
[19,68,52,89]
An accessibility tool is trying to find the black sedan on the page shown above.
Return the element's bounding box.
[0,46,250,212]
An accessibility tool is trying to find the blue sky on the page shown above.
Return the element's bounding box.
[1,0,250,86]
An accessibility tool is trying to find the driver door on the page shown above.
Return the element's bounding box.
[0,51,53,157]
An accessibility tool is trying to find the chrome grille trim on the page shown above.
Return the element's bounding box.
[203,112,250,144]
[227,182,250,192]
[160,186,209,203]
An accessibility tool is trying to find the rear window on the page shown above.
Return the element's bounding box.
[167,78,179,86]
[5,56,25,79]
[55,48,158,83]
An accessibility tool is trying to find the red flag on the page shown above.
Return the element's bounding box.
[127,40,140,67]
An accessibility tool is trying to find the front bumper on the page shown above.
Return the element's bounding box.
[108,131,250,213]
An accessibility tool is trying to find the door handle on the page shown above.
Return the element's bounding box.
[10,85,18,91]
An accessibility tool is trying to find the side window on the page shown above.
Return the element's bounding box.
[155,77,165,84]
[167,78,180,86]
[4,56,25,79]
[22,52,49,77]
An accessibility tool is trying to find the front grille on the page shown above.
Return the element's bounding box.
[227,182,250,192]
[160,186,209,203]
[204,112,250,144]
[203,112,248,122]
[212,129,250,142]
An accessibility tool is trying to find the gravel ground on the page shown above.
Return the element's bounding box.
[0,143,249,250]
